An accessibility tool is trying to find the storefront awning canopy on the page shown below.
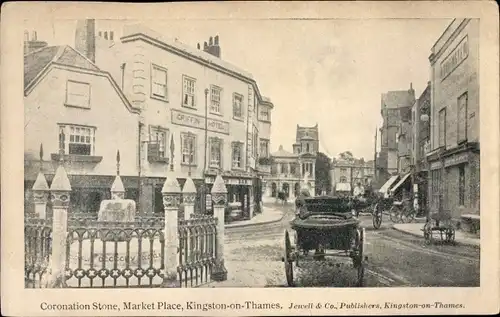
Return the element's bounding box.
[390,173,412,194]
[379,175,399,194]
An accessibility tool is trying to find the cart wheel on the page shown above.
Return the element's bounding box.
[423,222,433,245]
[284,230,294,287]
[372,204,382,229]
[389,206,401,223]
[401,206,416,224]
[445,228,456,244]
[356,228,365,287]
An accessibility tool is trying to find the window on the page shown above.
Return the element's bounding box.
[104,31,108,40]
[281,164,287,174]
[438,108,446,147]
[209,137,223,168]
[340,176,347,183]
[232,142,243,169]
[306,143,310,153]
[181,133,196,165]
[260,108,270,121]
[340,168,347,173]
[149,126,168,158]
[459,164,465,206]
[58,124,95,155]
[182,76,196,108]
[233,93,243,119]
[110,31,114,41]
[290,164,296,175]
[457,92,468,143]
[259,139,269,158]
[151,65,168,99]
[210,85,222,114]
[66,80,90,108]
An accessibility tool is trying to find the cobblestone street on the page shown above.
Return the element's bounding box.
[204,204,480,288]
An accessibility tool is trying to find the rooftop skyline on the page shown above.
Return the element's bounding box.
[24,18,452,159]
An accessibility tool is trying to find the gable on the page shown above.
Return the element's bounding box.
[55,46,100,71]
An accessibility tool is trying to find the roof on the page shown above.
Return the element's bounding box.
[24,45,99,90]
[381,90,414,109]
[271,145,297,158]
[24,45,139,114]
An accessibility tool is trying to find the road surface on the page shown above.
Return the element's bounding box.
[218,204,480,287]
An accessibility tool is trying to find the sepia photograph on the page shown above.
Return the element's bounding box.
[2,1,499,316]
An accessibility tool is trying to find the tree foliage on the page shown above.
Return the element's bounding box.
[315,152,332,195]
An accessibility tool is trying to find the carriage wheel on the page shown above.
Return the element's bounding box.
[389,206,401,223]
[423,222,433,245]
[372,203,382,229]
[401,206,416,224]
[445,228,456,244]
[284,230,294,287]
[356,228,366,287]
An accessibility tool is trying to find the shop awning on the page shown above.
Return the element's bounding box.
[390,173,412,194]
[378,175,399,194]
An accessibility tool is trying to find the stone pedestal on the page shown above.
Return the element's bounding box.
[182,177,196,220]
[32,171,49,219]
[211,175,228,281]
[47,163,72,288]
[161,176,181,286]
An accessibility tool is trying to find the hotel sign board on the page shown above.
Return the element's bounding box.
[444,152,469,168]
[171,109,230,135]
[440,36,469,80]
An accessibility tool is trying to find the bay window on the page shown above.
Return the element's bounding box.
[58,124,95,155]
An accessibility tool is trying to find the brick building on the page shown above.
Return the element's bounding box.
[427,18,480,219]
[74,20,274,218]
[379,85,416,176]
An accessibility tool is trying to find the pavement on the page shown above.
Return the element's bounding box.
[392,222,480,247]
[225,204,286,229]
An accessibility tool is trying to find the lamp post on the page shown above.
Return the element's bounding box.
[420,113,430,220]
[202,88,209,214]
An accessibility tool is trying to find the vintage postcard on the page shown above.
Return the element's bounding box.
[1,1,499,316]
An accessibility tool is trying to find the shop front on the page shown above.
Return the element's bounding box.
[426,142,479,219]
[205,169,254,221]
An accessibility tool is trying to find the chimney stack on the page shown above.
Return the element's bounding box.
[23,29,48,55]
[75,19,96,63]
[202,35,221,58]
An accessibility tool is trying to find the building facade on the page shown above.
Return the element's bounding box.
[264,125,319,199]
[331,154,374,194]
[24,43,141,215]
[427,19,480,219]
[379,85,416,175]
[78,20,273,218]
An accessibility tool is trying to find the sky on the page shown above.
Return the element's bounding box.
[25,18,452,160]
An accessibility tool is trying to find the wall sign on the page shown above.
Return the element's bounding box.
[171,109,230,135]
[440,35,469,80]
[444,152,469,167]
[429,161,442,170]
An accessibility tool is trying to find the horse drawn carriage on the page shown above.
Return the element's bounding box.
[283,194,366,287]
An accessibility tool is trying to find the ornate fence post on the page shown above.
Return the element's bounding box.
[182,177,196,220]
[211,174,228,281]
[33,144,49,219]
[48,156,71,287]
[111,150,125,200]
[162,175,181,286]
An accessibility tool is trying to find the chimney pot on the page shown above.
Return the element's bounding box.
[410,82,413,90]
[197,43,200,49]
[32,31,37,41]
[214,35,219,45]
[204,41,208,49]
[24,31,29,42]
[209,36,213,46]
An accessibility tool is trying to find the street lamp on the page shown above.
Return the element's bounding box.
[201,88,209,215]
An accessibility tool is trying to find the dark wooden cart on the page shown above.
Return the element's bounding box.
[283,196,366,287]
[422,211,456,244]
